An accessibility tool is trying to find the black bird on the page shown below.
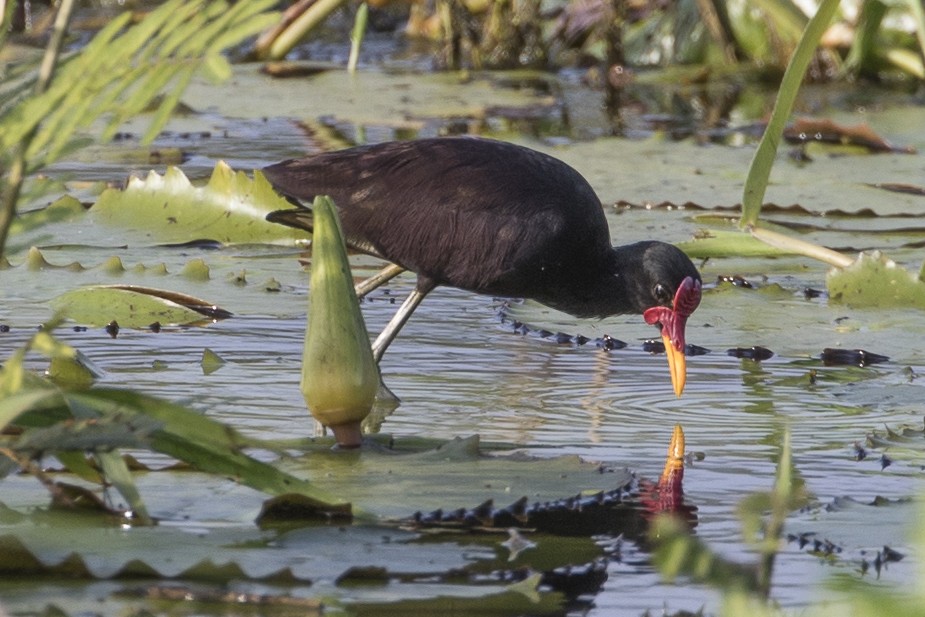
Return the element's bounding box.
[264,137,702,395]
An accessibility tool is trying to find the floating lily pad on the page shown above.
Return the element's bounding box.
[787,495,916,564]
[282,436,635,521]
[10,196,87,239]
[677,228,794,259]
[51,285,232,327]
[826,251,925,309]
[90,161,307,246]
[0,522,568,614]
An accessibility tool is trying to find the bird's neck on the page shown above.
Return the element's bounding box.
[539,248,635,319]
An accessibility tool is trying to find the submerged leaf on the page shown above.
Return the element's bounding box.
[200,348,226,375]
[90,162,307,245]
[784,118,917,154]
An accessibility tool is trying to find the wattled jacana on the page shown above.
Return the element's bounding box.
[264,137,702,396]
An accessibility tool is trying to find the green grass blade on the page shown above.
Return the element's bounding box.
[156,4,212,58]
[843,0,887,75]
[176,2,244,54]
[140,64,197,144]
[207,5,280,54]
[349,3,369,73]
[739,0,840,228]
[65,389,352,513]
[96,449,153,524]
[748,0,810,44]
[55,451,103,485]
[1,0,276,178]
[902,0,925,70]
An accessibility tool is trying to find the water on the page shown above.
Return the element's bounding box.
[3,247,922,613]
[3,66,925,615]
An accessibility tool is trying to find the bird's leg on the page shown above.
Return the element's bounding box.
[372,286,431,363]
[355,263,406,299]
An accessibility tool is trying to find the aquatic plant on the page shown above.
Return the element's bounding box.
[691,0,925,309]
[253,0,925,78]
[0,0,279,257]
[300,196,380,447]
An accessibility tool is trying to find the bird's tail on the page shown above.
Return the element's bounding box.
[266,207,315,233]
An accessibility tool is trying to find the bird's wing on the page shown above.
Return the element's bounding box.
[262,138,612,291]
[265,206,384,258]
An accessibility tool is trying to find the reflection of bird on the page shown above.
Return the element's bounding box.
[501,528,536,561]
[264,137,702,395]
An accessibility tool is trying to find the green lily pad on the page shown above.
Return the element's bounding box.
[826,251,925,309]
[90,161,308,246]
[677,228,794,259]
[283,436,635,520]
[787,495,916,563]
[10,195,87,239]
[51,284,232,327]
[0,521,568,615]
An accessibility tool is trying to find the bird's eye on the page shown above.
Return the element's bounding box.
[653,283,672,305]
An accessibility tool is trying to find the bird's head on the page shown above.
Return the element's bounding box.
[627,243,702,397]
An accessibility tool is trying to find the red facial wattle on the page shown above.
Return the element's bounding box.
[642,276,702,397]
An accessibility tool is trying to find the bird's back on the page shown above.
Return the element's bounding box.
[263,137,613,299]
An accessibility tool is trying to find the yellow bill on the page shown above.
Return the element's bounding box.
[662,331,687,397]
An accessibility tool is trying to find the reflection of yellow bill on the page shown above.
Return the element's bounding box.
[661,424,685,479]
[662,332,687,397]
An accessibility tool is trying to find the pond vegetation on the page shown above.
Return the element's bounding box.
[2,0,925,615]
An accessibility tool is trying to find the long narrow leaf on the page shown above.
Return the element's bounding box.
[125,2,200,68]
[157,4,213,59]
[65,389,352,514]
[113,60,189,122]
[0,1,15,49]
[902,0,925,69]
[94,64,160,142]
[176,2,244,55]
[97,449,153,524]
[748,0,810,44]
[739,0,841,227]
[0,390,63,432]
[196,0,279,54]
[0,0,278,178]
[843,0,887,75]
[55,451,104,484]
[29,89,100,162]
[208,6,280,54]
[140,64,198,144]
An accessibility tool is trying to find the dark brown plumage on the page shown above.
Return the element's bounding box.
[264,137,702,394]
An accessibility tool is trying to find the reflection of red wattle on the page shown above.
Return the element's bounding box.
[639,425,696,523]
[639,463,685,518]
